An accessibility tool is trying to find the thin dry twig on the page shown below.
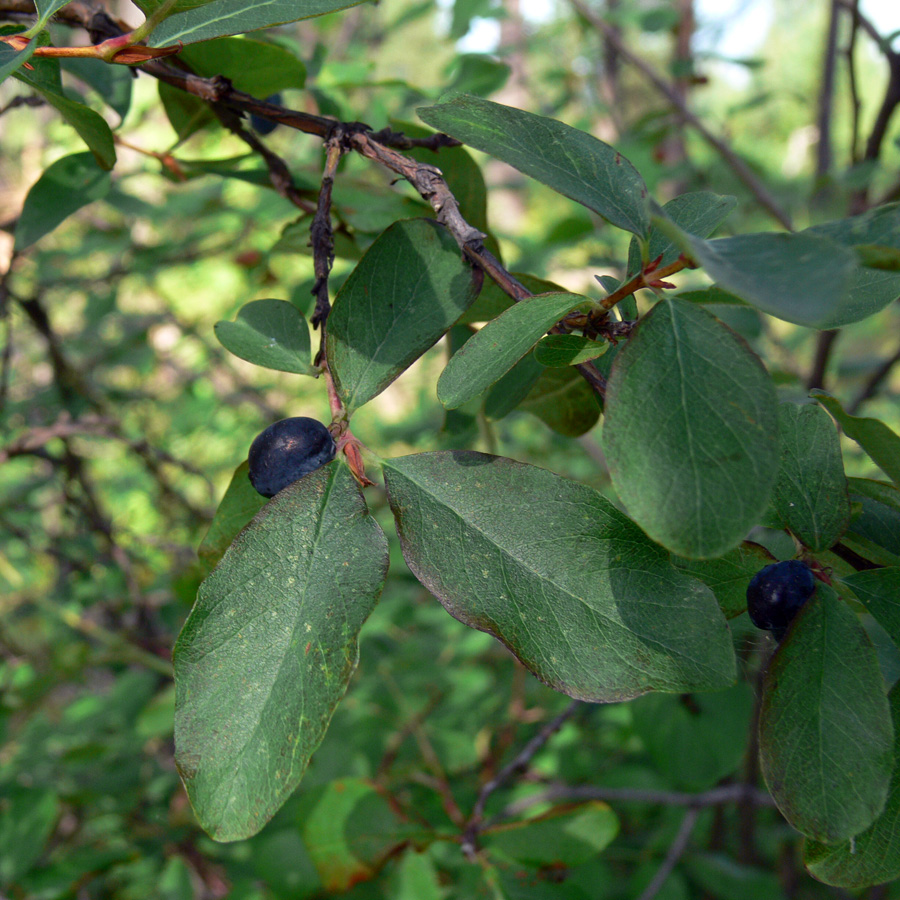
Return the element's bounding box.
[568,0,794,231]
[807,329,840,391]
[461,700,582,858]
[815,0,841,179]
[845,0,862,165]
[310,134,344,341]
[498,782,776,819]
[849,342,900,413]
[637,807,701,900]
[0,414,117,463]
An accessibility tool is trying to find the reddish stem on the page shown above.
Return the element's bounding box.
[599,255,692,311]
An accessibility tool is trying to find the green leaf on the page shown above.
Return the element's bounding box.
[300,779,403,891]
[806,203,900,327]
[844,479,900,567]
[383,452,736,702]
[669,228,859,328]
[0,36,35,84]
[675,285,749,306]
[214,299,313,374]
[771,403,850,551]
[174,155,274,187]
[519,366,600,437]
[15,58,115,169]
[602,298,779,558]
[437,293,590,409]
[444,52,511,97]
[812,390,900,488]
[252,830,321,896]
[14,153,111,251]
[759,586,893,844]
[32,0,71,31]
[61,58,133,120]
[626,191,737,278]
[533,333,609,367]
[673,542,775,618]
[684,854,782,900]
[148,0,371,46]
[842,569,900,650]
[417,94,650,237]
[326,218,481,413]
[458,272,563,325]
[159,81,216,141]
[631,683,755,789]
[197,461,267,574]
[392,851,442,900]
[486,803,619,867]
[0,787,58,884]
[174,463,389,841]
[483,353,545,420]
[805,683,900,887]
[339,784,421,873]
[177,37,306,96]
[133,0,218,15]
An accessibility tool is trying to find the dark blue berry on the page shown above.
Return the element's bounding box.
[250,93,282,135]
[248,417,336,498]
[746,560,816,640]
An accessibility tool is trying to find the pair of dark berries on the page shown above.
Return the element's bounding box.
[746,559,816,641]
[248,417,336,498]
[248,419,820,641]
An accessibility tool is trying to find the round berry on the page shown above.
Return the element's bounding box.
[746,560,816,640]
[248,417,336,498]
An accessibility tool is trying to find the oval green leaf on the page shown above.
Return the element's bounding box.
[681,230,859,328]
[805,683,900,887]
[519,366,600,437]
[602,298,779,558]
[437,292,590,409]
[32,0,71,30]
[673,542,775,618]
[842,568,900,649]
[15,58,115,169]
[14,152,111,251]
[533,333,609,367]
[630,682,754,789]
[486,803,618,867]
[417,94,650,237]
[759,586,893,844]
[148,0,370,46]
[61,57,133,120]
[807,204,900,328]
[843,478,900,567]
[215,298,313,374]
[813,390,900,488]
[197,460,267,574]
[483,353,545,421]
[174,462,389,841]
[383,451,736,702]
[771,402,850,551]
[177,37,306,96]
[326,218,481,413]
